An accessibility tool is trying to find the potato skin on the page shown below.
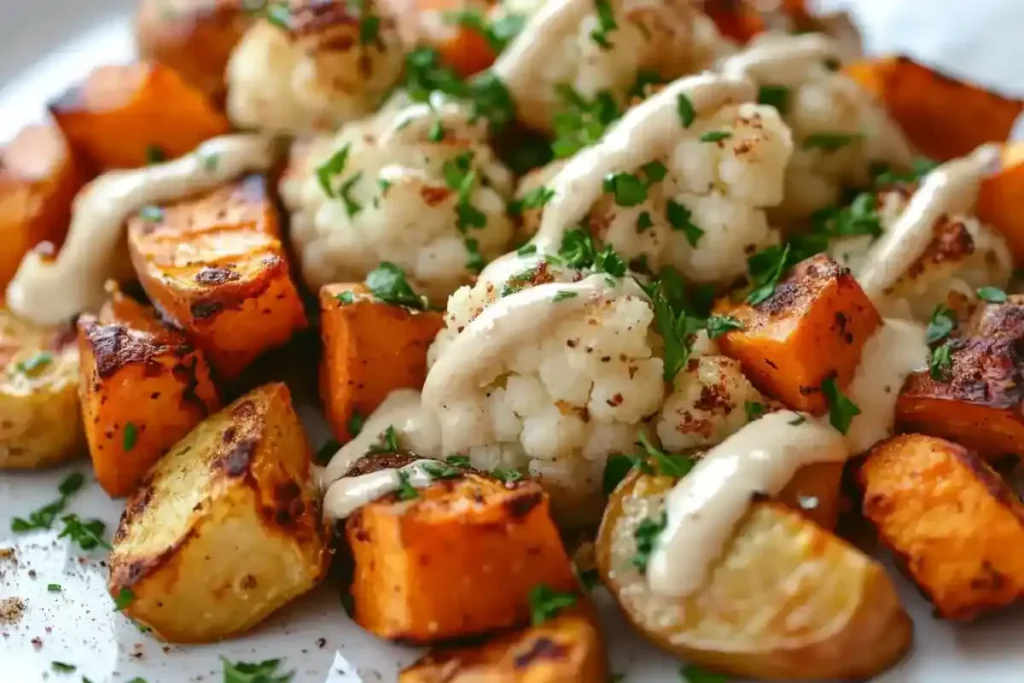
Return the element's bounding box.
[320,283,443,442]
[77,292,220,497]
[347,472,577,643]
[135,0,254,105]
[718,253,882,414]
[597,470,911,681]
[0,310,83,469]
[860,434,1024,620]
[399,602,608,683]
[108,383,331,643]
[127,174,308,379]
[0,124,85,290]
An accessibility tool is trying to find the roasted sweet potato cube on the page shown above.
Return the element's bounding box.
[718,254,882,413]
[347,472,576,642]
[859,434,1024,619]
[320,284,443,442]
[382,0,497,77]
[400,602,608,682]
[896,335,1024,459]
[0,124,85,289]
[127,174,307,379]
[78,290,220,497]
[50,62,231,170]
[979,143,1024,264]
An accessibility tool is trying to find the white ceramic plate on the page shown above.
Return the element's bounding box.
[2,3,1024,682]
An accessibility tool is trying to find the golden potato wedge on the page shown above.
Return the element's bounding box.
[127,174,308,380]
[400,602,608,682]
[345,460,576,642]
[107,383,331,643]
[0,123,85,290]
[860,434,1024,620]
[596,470,912,680]
[78,290,220,498]
[135,0,255,105]
[0,309,83,469]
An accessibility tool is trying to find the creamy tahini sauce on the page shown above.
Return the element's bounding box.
[323,458,444,521]
[720,33,838,84]
[530,74,756,252]
[647,411,849,597]
[844,319,929,454]
[6,135,276,325]
[857,143,1002,302]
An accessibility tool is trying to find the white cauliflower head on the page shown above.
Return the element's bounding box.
[280,92,516,302]
[492,0,735,135]
[721,32,916,226]
[226,0,405,135]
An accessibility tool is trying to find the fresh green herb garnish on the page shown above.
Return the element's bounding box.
[491,467,524,484]
[338,171,363,217]
[576,565,601,591]
[602,454,642,495]
[631,513,667,572]
[788,414,808,426]
[744,401,766,422]
[676,93,695,128]
[422,461,463,480]
[925,304,957,345]
[59,472,85,497]
[645,270,706,381]
[114,587,135,612]
[315,439,341,465]
[809,191,882,241]
[803,131,859,151]
[15,351,52,376]
[263,2,292,29]
[123,422,139,452]
[365,262,427,309]
[222,657,296,683]
[517,243,538,256]
[443,151,487,232]
[396,470,420,500]
[636,211,654,233]
[757,84,790,113]
[798,494,819,510]
[516,185,555,213]
[59,515,110,551]
[316,145,351,197]
[873,157,939,185]
[552,85,621,158]
[47,583,62,592]
[553,291,578,301]
[666,200,703,247]
[51,662,76,673]
[680,663,729,683]
[930,342,954,381]
[350,0,382,48]
[637,433,694,478]
[978,286,1008,303]
[589,0,617,49]
[464,237,486,273]
[699,131,732,143]
[706,314,744,339]
[746,243,792,305]
[446,455,471,468]
[139,205,164,223]
[641,161,668,184]
[821,376,860,435]
[201,152,219,172]
[367,425,401,455]
[335,290,356,305]
[629,70,663,101]
[528,584,577,625]
[144,145,166,165]
[347,411,364,438]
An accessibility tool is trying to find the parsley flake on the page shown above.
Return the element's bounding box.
[316,144,350,197]
[602,454,644,495]
[680,663,729,683]
[367,425,401,455]
[446,455,471,468]
[14,351,52,376]
[517,243,537,257]
[978,286,1008,303]
[666,200,703,246]
[491,467,524,483]
[222,657,295,683]
[396,470,420,500]
[746,243,792,305]
[631,513,666,572]
[676,93,695,128]
[821,376,860,434]
[552,86,621,158]
[60,515,110,551]
[636,211,654,233]
[114,587,135,611]
[51,662,76,673]
[699,130,732,143]
[706,314,744,339]
[365,262,427,309]
[347,411,364,437]
[263,2,291,29]
[528,584,577,625]
[47,583,62,592]
[925,304,957,345]
[788,414,808,426]
[422,461,463,480]
[589,0,617,49]
[553,290,578,301]
[518,185,555,212]
[637,433,694,478]
[757,84,790,113]
[335,290,356,305]
[930,342,954,381]
[139,205,164,223]
[123,422,139,452]
[744,401,766,422]
[803,132,859,151]
[144,145,166,165]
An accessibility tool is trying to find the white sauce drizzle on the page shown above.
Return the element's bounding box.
[323,458,444,521]
[857,143,1002,302]
[844,319,929,454]
[720,33,838,84]
[647,410,849,597]
[5,135,276,326]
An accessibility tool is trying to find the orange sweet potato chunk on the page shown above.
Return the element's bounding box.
[859,434,1024,620]
[78,290,220,497]
[704,0,766,44]
[383,0,497,77]
[320,284,443,442]
[50,62,231,170]
[718,254,882,413]
[0,124,85,290]
[978,143,1024,264]
[347,468,577,642]
[127,174,307,380]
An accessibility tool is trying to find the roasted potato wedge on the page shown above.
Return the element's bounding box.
[400,602,608,682]
[127,174,307,380]
[50,62,231,170]
[135,0,255,105]
[0,310,82,469]
[320,283,444,442]
[0,123,85,290]
[108,383,330,643]
[597,470,911,680]
[718,254,882,414]
[860,434,1024,620]
[78,290,220,497]
[345,461,576,642]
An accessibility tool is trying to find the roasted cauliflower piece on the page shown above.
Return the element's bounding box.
[0,310,82,470]
[226,0,405,135]
[281,94,516,302]
[721,32,916,225]
[492,0,734,135]
[107,383,330,643]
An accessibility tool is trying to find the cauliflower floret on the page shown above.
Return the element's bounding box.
[721,33,915,225]
[281,93,516,301]
[226,0,404,135]
[492,0,734,134]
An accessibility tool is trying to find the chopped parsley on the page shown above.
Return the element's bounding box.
[14,351,52,376]
[821,376,860,435]
[744,401,766,422]
[427,118,445,142]
[144,145,166,165]
[422,461,463,480]
[114,587,135,612]
[788,414,807,426]
[59,515,110,551]
[262,2,292,29]
[365,262,427,309]
[602,454,642,495]
[745,243,792,305]
[576,565,601,591]
[802,131,859,151]
[552,85,621,158]
[699,130,732,143]
[51,662,76,673]
[514,185,555,213]
[680,664,729,683]
[666,200,703,246]
[925,304,957,345]
[553,290,578,301]
[123,422,139,452]
[528,584,577,625]
[603,172,648,207]
[676,93,695,128]
[442,151,487,232]
[637,433,694,478]
[446,455,471,469]
[395,470,420,500]
[222,657,295,683]
[589,0,617,49]
[631,513,667,572]
[60,472,85,497]
[350,0,382,48]
[641,161,668,184]
[636,211,654,232]
[705,314,744,339]
[315,439,341,465]
[464,237,485,273]
[798,494,819,510]
[367,426,401,455]
[316,144,350,197]
[644,268,709,381]
[201,152,219,172]
[335,290,356,305]
[138,205,164,223]
[467,72,517,132]
[629,70,663,101]
[873,157,938,186]
[11,472,86,533]
[757,84,790,113]
[930,342,953,381]
[47,583,62,593]
[347,411,365,437]
[978,286,1008,303]
[338,172,363,217]
[491,467,524,483]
